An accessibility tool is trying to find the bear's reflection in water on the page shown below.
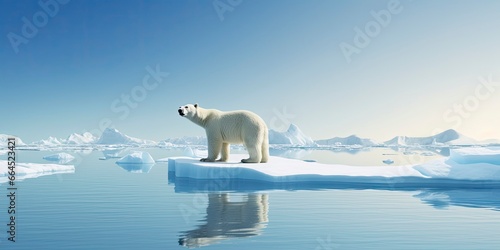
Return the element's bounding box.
[179,193,269,248]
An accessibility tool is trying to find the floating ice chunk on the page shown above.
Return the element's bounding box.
[168,152,500,183]
[0,160,74,183]
[116,151,155,164]
[43,153,75,164]
[156,158,169,162]
[382,159,394,164]
[449,147,500,165]
[183,147,195,157]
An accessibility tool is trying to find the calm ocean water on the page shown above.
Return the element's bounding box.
[1,148,500,249]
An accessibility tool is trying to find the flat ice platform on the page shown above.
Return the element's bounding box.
[168,150,500,185]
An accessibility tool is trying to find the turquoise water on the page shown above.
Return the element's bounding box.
[1,148,500,249]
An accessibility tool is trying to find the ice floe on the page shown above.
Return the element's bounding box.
[0,160,75,183]
[43,152,75,164]
[168,147,500,185]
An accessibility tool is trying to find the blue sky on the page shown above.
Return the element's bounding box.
[2,0,500,143]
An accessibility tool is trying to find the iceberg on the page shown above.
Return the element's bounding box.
[168,149,500,185]
[96,128,156,145]
[383,129,485,146]
[0,134,25,146]
[116,151,155,164]
[268,124,315,146]
[0,160,75,183]
[160,136,207,146]
[115,151,155,173]
[316,135,378,146]
[33,136,64,146]
[66,132,97,144]
[43,152,75,164]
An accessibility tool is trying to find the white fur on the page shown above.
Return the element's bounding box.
[178,104,269,163]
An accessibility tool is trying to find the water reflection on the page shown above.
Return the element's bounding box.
[101,148,127,159]
[115,162,154,173]
[414,189,500,210]
[171,175,500,211]
[179,193,269,248]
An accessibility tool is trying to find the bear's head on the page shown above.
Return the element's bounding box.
[178,103,198,118]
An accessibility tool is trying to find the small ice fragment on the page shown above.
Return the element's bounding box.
[383,159,394,164]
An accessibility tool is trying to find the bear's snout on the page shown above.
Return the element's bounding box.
[178,109,185,116]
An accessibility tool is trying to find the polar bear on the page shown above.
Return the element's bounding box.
[178,103,269,163]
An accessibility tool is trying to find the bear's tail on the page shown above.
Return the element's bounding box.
[261,129,269,163]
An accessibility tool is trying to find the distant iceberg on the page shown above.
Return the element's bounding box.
[33,136,64,146]
[66,132,97,144]
[116,151,155,164]
[383,129,487,146]
[0,134,25,146]
[96,128,156,145]
[269,124,315,146]
[0,160,75,183]
[160,136,207,146]
[316,135,378,146]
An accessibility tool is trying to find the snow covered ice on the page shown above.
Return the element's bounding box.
[450,147,500,165]
[168,147,500,186]
[0,160,74,183]
[115,151,155,173]
[43,152,75,164]
[116,151,155,164]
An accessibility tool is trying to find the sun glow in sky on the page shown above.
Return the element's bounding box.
[2,0,500,143]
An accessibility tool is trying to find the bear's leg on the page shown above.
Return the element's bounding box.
[201,137,221,162]
[260,140,269,163]
[241,142,262,163]
[217,143,230,162]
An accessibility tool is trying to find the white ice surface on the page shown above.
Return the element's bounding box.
[168,152,500,183]
[450,147,500,165]
[116,151,155,164]
[0,160,75,183]
[43,153,75,163]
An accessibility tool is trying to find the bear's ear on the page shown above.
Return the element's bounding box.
[194,103,198,108]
